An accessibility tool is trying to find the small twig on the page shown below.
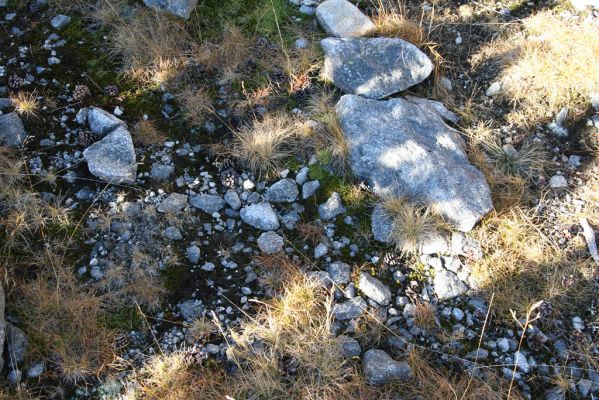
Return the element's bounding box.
[580,217,599,265]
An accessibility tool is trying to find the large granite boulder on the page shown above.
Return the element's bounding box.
[322,37,433,99]
[0,112,27,147]
[316,0,376,38]
[336,95,492,231]
[143,0,198,19]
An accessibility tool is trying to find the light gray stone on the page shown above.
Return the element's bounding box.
[371,204,393,243]
[316,0,376,38]
[83,125,137,184]
[143,0,198,18]
[319,192,346,221]
[190,194,225,214]
[433,269,468,300]
[337,95,492,231]
[451,232,482,260]
[179,299,203,320]
[26,362,44,378]
[264,178,299,203]
[314,242,328,258]
[6,324,28,368]
[186,245,201,264]
[164,226,183,240]
[362,349,411,385]
[157,193,188,213]
[295,166,310,185]
[50,14,70,29]
[150,164,175,181]
[322,37,433,99]
[358,272,392,305]
[302,180,320,199]
[332,296,367,320]
[240,202,280,231]
[87,107,126,136]
[327,261,351,285]
[0,112,27,147]
[257,231,285,254]
[224,190,242,210]
[0,284,4,373]
[549,174,568,189]
[338,335,361,357]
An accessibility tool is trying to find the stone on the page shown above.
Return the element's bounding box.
[26,362,44,378]
[549,174,568,189]
[264,178,299,203]
[157,193,188,213]
[224,190,242,210]
[295,167,310,185]
[358,272,392,305]
[332,296,367,320]
[371,204,393,243]
[186,245,201,264]
[164,226,183,240]
[0,112,27,147]
[362,349,411,385]
[240,202,280,231]
[179,299,203,320]
[322,38,433,99]
[0,284,4,373]
[50,14,70,29]
[257,231,285,254]
[314,242,328,258]
[514,351,530,374]
[337,95,492,231]
[150,164,175,181]
[485,81,501,97]
[315,0,376,38]
[338,335,361,357]
[433,269,468,300]
[87,107,126,136]
[327,261,351,285]
[319,192,346,220]
[6,324,28,368]
[302,180,320,199]
[143,0,198,19]
[190,194,225,214]
[83,125,137,184]
[451,232,482,260]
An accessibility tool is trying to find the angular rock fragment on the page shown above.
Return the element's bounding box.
[143,0,198,19]
[362,349,411,385]
[316,0,376,38]
[240,202,280,231]
[358,272,392,305]
[0,112,27,147]
[337,95,492,231]
[83,125,137,184]
[322,37,433,99]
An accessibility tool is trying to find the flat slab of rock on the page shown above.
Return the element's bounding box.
[337,95,492,231]
[358,272,392,305]
[158,193,188,213]
[362,349,411,385]
[0,112,27,147]
[322,37,433,99]
[143,0,198,18]
[264,178,298,203]
[83,125,137,184]
[316,0,376,38]
[240,202,280,231]
[190,194,225,214]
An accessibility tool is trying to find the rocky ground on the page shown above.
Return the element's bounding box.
[0,0,598,399]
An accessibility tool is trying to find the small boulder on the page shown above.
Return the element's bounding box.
[143,0,198,19]
[319,192,346,221]
[0,112,27,147]
[186,245,201,264]
[264,178,299,203]
[157,193,188,213]
[257,231,285,254]
[316,0,376,38]
[224,190,242,210]
[358,272,392,305]
[50,14,71,29]
[332,296,367,320]
[362,349,411,385]
[302,180,320,199]
[433,269,468,300]
[240,202,280,231]
[86,107,126,136]
[338,335,362,358]
[190,194,225,214]
[327,261,351,285]
[83,125,137,184]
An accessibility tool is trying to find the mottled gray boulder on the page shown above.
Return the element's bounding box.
[338,335,361,358]
[316,0,376,38]
[143,0,198,18]
[327,261,351,285]
[257,231,285,254]
[0,112,27,147]
[322,38,433,99]
[83,125,137,184]
[190,194,225,214]
[332,296,367,320]
[434,269,468,300]
[157,193,188,213]
[337,95,492,231]
[87,107,126,136]
[362,349,411,385]
[240,202,280,231]
[319,192,346,221]
[264,178,298,203]
[358,272,392,305]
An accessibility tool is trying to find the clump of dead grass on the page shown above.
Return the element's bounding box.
[132,119,166,147]
[10,91,40,118]
[177,88,214,127]
[412,301,437,331]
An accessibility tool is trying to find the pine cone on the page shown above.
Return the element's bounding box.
[8,75,24,89]
[78,130,96,147]
[73,84,91,101]
[103,85,119,97]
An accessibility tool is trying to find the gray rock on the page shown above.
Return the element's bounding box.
[7,369,21,385]
[362,349,411,385]
[26,362,44,378]
[0,98,12,109]
[358,272,392,305]
[314,242,328,258]
[549,174,568,189]
[264,178,299,203]
[451,232,482,260]
[157,193,188,213]
[143,0,198,18]
[0,284,4,372]
[150,164,175,181]
[83,125,137,184]
[0,112,27,147]
[164,226,183,240]
[319,192,346,220]
[6,324,28,368]
[190,194,225,214]
[338,335,361,357]
[179,299,203,320]
[186,245,201,264]
[433,269,468,300]
[302,180,320,199]
[295,167,310,185]
[465,348,488,360]
[337,95,492,231]
[308,271,333,288]
[87,107,126,136]
[514,351,530,374]
[224,190,242,210]
[328,261,351,285]
[0,0,6,7]
[371,203,393,242]
[332,296,367,320]
[50,14,70,29]
[322,38,433,99]
[257,231,285,254]
[240,202,280,231]
[316,0,376,38]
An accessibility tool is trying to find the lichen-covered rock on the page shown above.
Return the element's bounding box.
[322,37,433,99]
[143,0,198,19]
[190,194,225,214]
[240,202,280,231]
[316,0,376,38]
[257,231,285,254]
[337,95,492,231]
[0,112,27,147]
[264,178,299,203]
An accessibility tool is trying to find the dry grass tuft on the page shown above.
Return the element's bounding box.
[227,113,297,178]
[177,88,214,127]
[412,301,437,331]
[10,91,40,118]
[381,197,445,255]
[132,119,166,147]
[254,253,301,294]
